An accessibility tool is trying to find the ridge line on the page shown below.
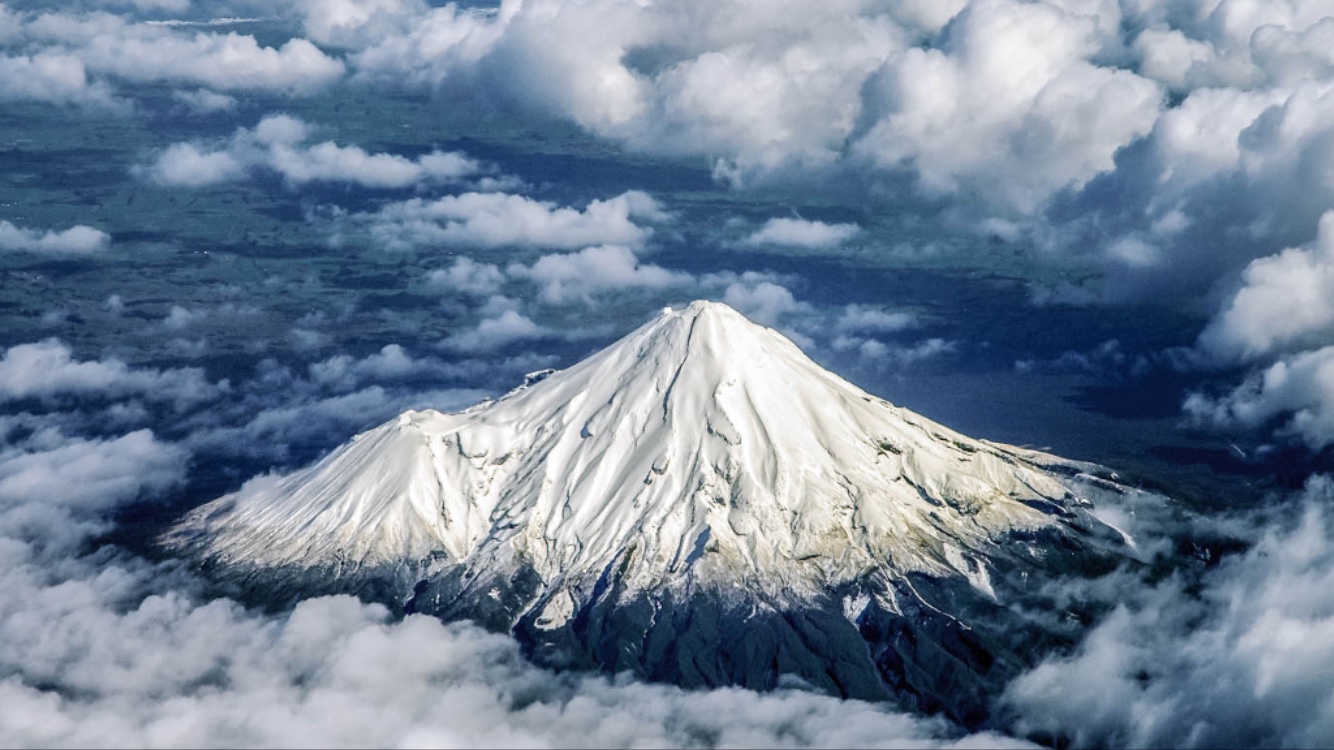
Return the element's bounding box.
[660,311,700,422]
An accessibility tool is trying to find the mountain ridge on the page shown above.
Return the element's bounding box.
[164,300,1134,726]
[166,300,1114,599]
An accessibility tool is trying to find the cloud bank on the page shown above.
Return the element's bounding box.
[0,221,110,255]
[0,4,344,105]
[1189,212,1334,449]
[271,0,1334,331]
[1006,476,1334,749]
[143,114,485,190]
[0,339,225,409]
[366,190,666,252]
[743,218,861,249]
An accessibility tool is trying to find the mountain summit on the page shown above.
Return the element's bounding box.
[167,300,1129,724]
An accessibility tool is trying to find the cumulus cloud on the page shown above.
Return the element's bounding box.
[723,279,806,326]
[508,244,690,304]
[1181,211,1334,449]
[1199,211,1334,365]
[279,0,1334,319]
[0,51,116,107]
[445,309,548,353]
[275,142,480,188]
[171,88,237,113]
[0,7,343,104]
[1185,346,1334,450]
[367,190,665,252]
[294,0,1171,204]
[424,257,505,296]
[23,11,344,93]
[0,339,225,409]
[835,304,917,335]
[146,142,247,187]
[1005,476,1334,748]
[0,221,110,255]
[834,336,956,367]
[18,0,1334,315]
[1126,0,1334,91]
[0,424,187,552]
[143,114,485,189]
[0,592,1013,750]
[824,304,945,368]
[307,344,440,393]
[89,33,341,92]
[855,0,1161,212]
[1043,75,1334,304]
[743,217,861,249]
[305,0,510,87]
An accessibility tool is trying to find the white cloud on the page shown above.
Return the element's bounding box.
[46,19,343,94]
[171,88,236,113]
[617,15,902,172]
[329,2,510,87]
[247,0,1333,264]
[835,305,917,334]
[319,5,1203,244]
[299,0,419,48]
[1125,0,1334,91]
[424,257,505,296]
[1133,27,1236,92]
[1183,211,1334,449]
[744,218,861,249]
[269,140,476,188]
[92,0,192,11]
[1039,77,1334,304]
[253,113,309,145]
[0,339,225,409]
[723,280,805,326]
[301,0,1172,205]
[0,424,187,554]
[834,335,955,367]
[1005,476,1334,748]
[0,221,110,255]
[1185,346,1334,450]
[286,0,1334,310]
[0,428,186,524]
[0,8,344,99]
[0,51,116,107]
[856,0,1162,212]
[308,344,430,392]
[146,143,247,188]
[509,244,690,303]
[271,141,423,187]
[0,589,1015,749]
[161,305,205,331]
[368,190,663,251]
[143,114,485,189]
[446,309,547,353]
[1199,211,1334,364]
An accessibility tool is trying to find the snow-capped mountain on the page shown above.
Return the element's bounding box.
[166,300,1131,725]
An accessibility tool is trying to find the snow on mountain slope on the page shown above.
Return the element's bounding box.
[165,300,1109,600]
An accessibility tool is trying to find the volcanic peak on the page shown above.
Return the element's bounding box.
[166,300,1100,602]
